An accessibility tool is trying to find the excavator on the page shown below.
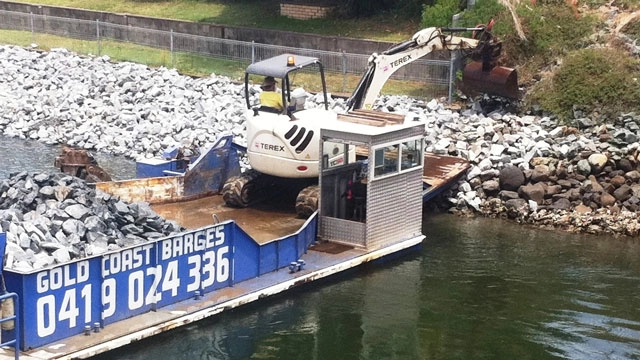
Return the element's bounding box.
[222,24,518,217]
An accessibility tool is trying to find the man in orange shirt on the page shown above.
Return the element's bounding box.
[259,76,284,112]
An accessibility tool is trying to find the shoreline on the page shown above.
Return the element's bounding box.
[2,44,640,237]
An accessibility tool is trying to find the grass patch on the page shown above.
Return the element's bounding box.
[500,2,597,82]
[621,18,640,41]
[7,0,419,42]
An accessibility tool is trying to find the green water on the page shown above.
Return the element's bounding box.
[93,213,640,360]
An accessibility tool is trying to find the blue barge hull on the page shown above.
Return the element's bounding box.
[0,212,423,360]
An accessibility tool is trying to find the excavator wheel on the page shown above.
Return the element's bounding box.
[222,169,261,208]
[295,185,319,218]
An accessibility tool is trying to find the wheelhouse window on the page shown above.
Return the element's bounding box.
[372,138,423,179]
[374,144,399,177]
[401,139,421,170]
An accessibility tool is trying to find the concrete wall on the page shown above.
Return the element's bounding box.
[0,0,393,55]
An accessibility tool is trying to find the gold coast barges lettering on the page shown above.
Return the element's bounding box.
[34,224,229,339]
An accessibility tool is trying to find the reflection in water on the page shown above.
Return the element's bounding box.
[92,213,640,360]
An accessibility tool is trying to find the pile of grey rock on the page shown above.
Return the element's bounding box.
[0,172,183,271]
[0,45,343,163]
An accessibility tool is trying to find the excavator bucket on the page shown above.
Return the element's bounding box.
[461,61,519,99]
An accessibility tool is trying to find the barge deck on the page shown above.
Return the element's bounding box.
[151,195,305,244]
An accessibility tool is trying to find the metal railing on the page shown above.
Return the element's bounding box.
[0,292,20,360]
[0,9,457,100]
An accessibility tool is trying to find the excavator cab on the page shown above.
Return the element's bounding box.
[243,54,329,115]
[239,54,343,182]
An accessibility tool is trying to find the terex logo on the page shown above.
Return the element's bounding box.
[254,142,285,152]
[390,55,412,68]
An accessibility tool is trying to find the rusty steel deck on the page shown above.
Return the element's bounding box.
[151,195,306,244]
[422,153,470,201]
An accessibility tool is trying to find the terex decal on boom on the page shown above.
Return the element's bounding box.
[390,55,412,69]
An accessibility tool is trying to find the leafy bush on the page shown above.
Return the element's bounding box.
[458,0,505,29]
[529,48,640,121]
[421,0,463,27]
[395,0,435,18]
[336,0,396,18]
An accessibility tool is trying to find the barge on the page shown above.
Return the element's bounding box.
[0,119,459,360]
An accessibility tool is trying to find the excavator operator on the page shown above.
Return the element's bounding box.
[259,76,284,113]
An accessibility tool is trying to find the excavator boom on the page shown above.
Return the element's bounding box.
[346,26,518,111]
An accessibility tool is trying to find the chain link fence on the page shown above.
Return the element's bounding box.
[0,9,458,100]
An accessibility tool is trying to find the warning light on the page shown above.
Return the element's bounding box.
[287,56,295,66]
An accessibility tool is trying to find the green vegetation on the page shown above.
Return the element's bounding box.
[421,0,461,27]
[529,48,640,122]
[452,0,597,82]
[458,0,506,29]
[441,0,639,122]
[7,0,419,42]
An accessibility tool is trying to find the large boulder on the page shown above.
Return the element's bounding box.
[499,166,525,191]
[519,183,546,204]
[530,164,550,183]
[599,192,616,207]
[481,180,500,195]
[613,184,632,202]
[504,198,529,218]
[588,153,608,172]
[576,159,591,176]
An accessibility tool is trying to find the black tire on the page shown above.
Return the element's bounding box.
[295,185,319,218]
[222,170,260,207]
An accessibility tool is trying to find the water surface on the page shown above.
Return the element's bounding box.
[92,214,640,360]
[0,136,135,179]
